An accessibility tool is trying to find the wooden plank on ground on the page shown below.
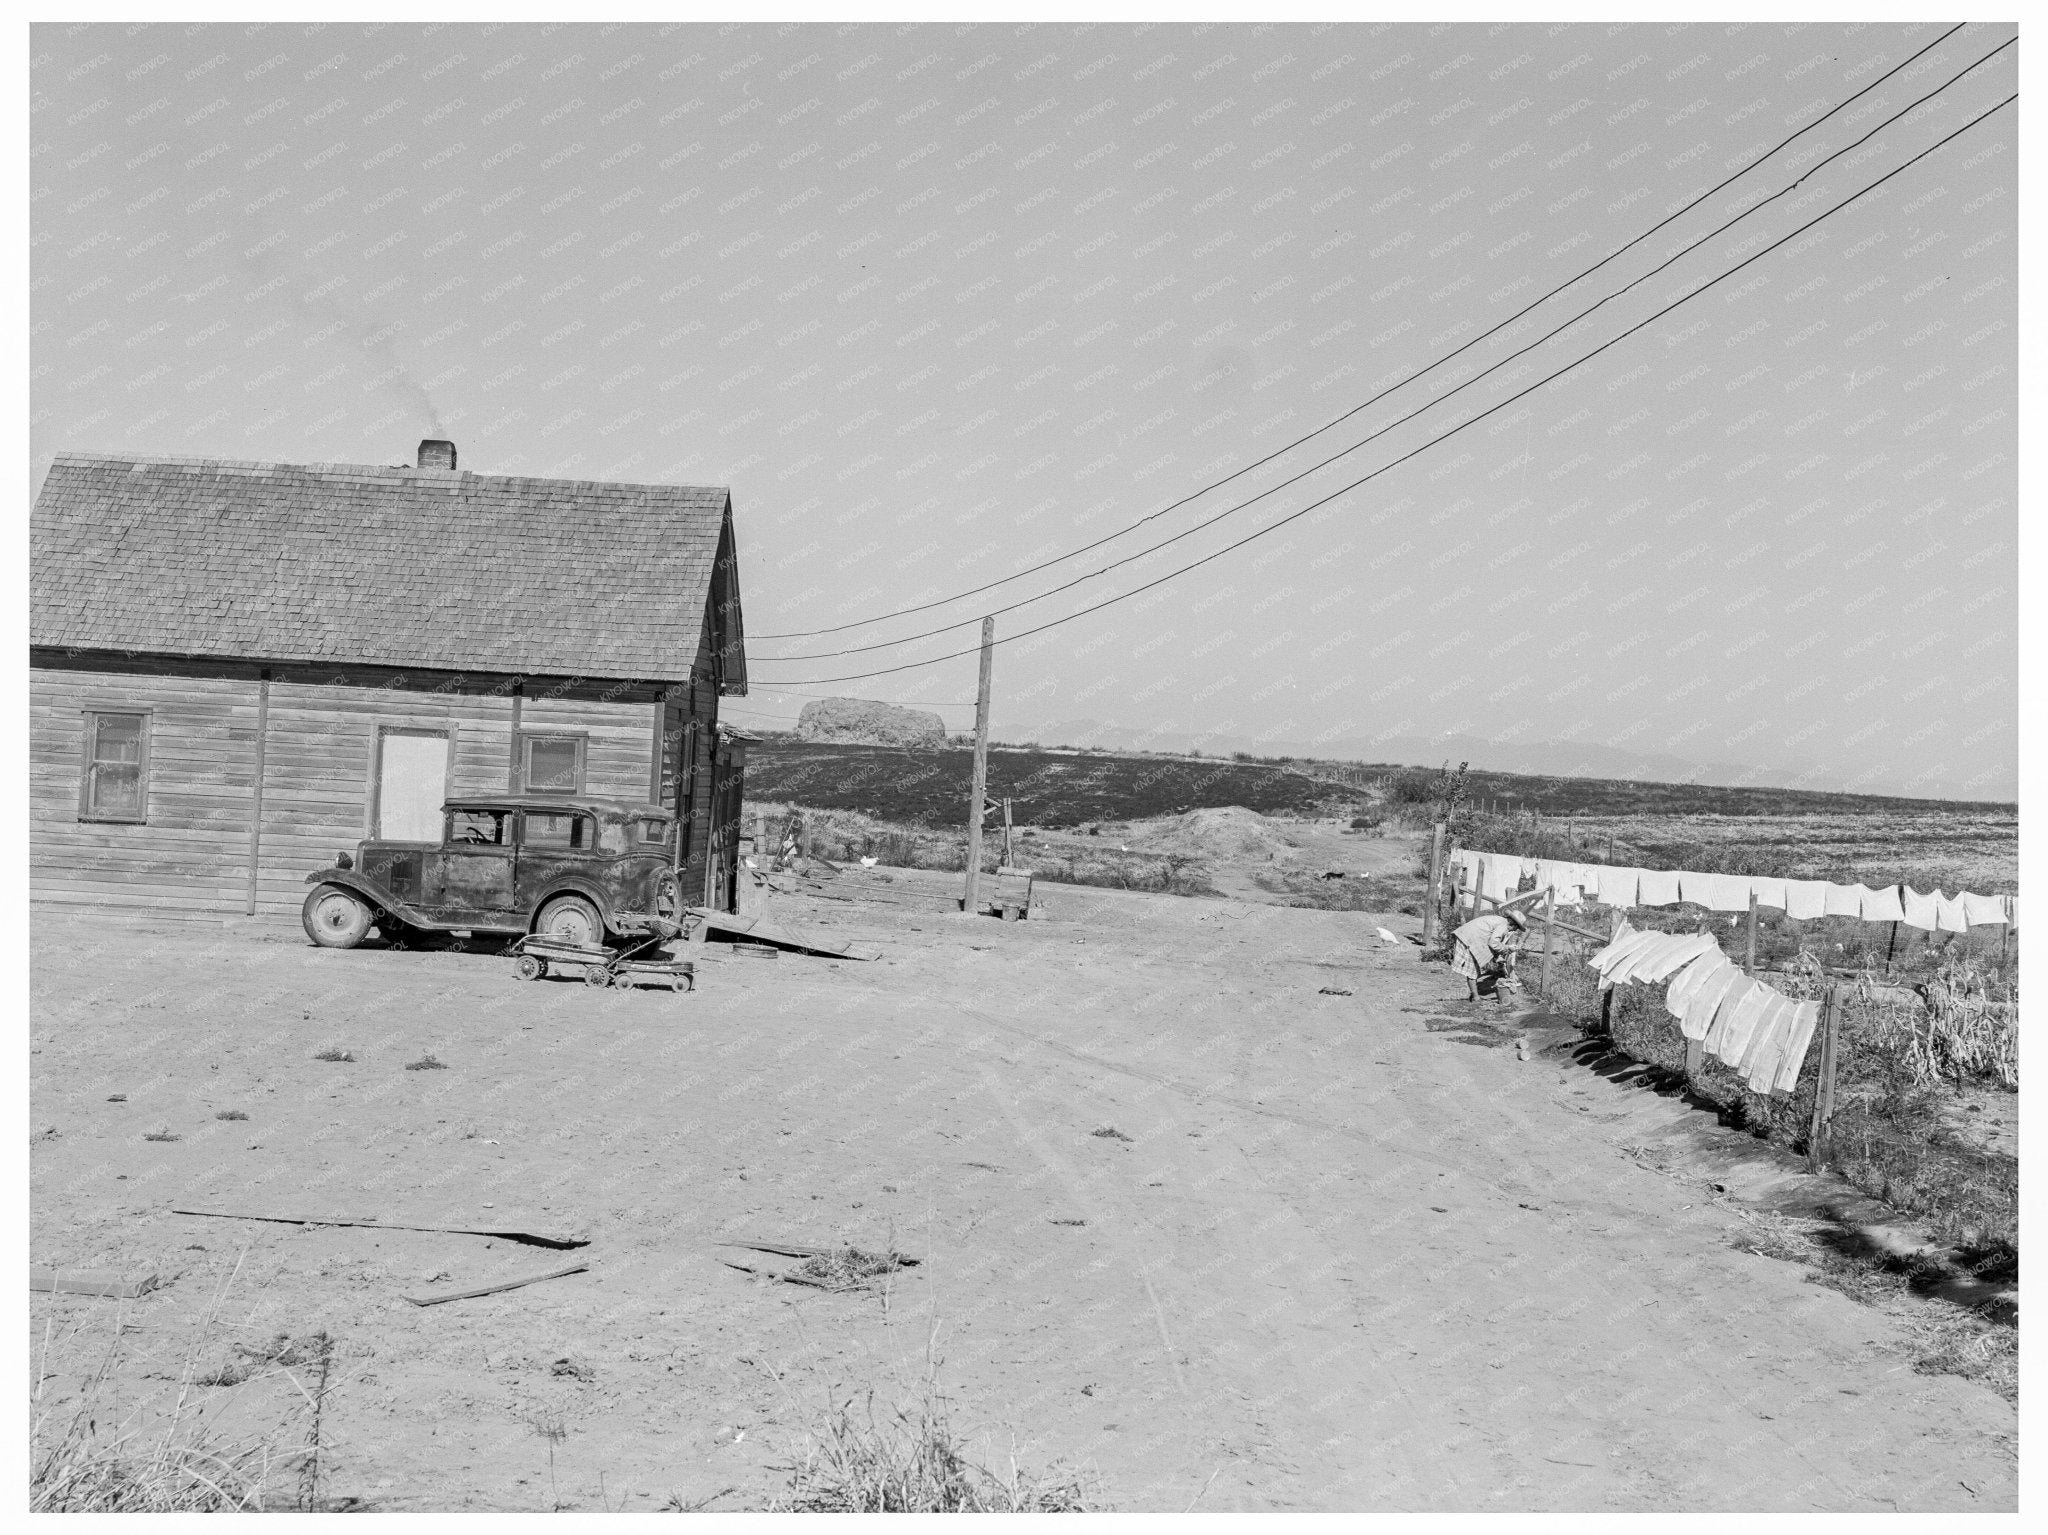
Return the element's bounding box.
[171,1206,589,1248]
[401,1260,589,1307]
[685,907,878,960]
[31,1266,160,1299]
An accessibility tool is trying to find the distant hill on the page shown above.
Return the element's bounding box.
[744,739,1339,827]
[742,735,2012,826]
[1004,719,2014,803]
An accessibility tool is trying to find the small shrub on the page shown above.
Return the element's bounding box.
[1090,1126,1132,1142]
[312,1049,353,1064]
[214,1110,248,1122]
[403,1054,447,1072]
[142,1129,180,1143]
[790,1248,915,1292]
[769,1385,1097,1512]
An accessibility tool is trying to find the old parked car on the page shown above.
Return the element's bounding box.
[302,795,684,949]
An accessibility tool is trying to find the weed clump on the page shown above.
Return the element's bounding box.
[769,1387,1096,1512]
[790,1247,913,1292]
[214,1110,248,1122]
[403,1054,447,1072]
[312,1048,353,1064]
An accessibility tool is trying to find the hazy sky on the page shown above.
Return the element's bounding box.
[30,20,2018,798]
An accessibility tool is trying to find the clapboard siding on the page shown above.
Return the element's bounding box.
[32,663,679,918]
[31,670,256,910]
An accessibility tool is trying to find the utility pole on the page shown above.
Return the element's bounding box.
[962,616,995,917]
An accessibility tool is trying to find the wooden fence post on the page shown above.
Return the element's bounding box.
[1422,822,1446,947]
[1806,984,1846,1172]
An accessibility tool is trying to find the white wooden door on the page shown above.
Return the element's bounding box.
[377,732,449,841]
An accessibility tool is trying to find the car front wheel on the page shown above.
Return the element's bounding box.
[535,894,605,949]
[303,885,374,949]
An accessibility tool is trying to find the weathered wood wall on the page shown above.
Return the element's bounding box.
[30,658,704,919]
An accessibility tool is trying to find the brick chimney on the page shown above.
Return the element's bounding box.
[417,439,457,472]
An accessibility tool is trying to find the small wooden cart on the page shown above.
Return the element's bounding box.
[510,931,695,992]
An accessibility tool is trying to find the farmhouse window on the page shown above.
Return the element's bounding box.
[520,732,586,793]
[79,710,149,823]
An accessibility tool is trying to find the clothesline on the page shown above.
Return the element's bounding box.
[1449,848,2017,932]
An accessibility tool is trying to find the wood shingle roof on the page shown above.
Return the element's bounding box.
[31,451,739,684]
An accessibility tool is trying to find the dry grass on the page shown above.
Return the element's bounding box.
[30,1262,338,1511]
[767,1385,1097,1512]
[1724,1210,2017,1402]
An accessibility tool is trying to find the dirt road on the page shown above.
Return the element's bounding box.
[28,885,2016,1511]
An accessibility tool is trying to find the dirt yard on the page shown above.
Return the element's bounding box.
[29,882,2017,1512]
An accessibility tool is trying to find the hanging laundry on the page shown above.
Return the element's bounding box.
[1739,995,1800,1093]
[1706,874,1752,913]
[1713,983,1775,1069]
[1683,960,1748,1044]
[1747,877,1788,910]
[1587,923,1657,990]
[1636,868,1682,906]
[1900,885,1939,930]
[1860,884,1906,924]
[1596,865,1640,909]
[1961,891,2008,927]
[1822,882,1864,918]
[1481,853,1520,902]
[1702,975,1762,1055]
[1615,931,1718,985]
[1676,871,1715,907]
[1665,952,1739,1041]
[1768,1000,1823,1095]
[1734,993,1793,1079]
[1571,863,1603,904]
[1935,892,1970,934]
[1662,949,1719,1020]
[1783,880,1828,921]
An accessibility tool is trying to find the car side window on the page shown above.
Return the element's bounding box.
[448,809,509,846]
[523,811,589,849]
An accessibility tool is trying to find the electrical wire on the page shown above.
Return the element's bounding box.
[757,93,2014,686]
[760,38,2015,664]
[751,21,1970,639]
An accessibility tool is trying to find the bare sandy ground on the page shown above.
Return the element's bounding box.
[29,884,2015,1511]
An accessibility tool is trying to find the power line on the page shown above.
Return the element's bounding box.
[759,93,2015,687]
[751,20,1970,640]
[760,38,2015,665]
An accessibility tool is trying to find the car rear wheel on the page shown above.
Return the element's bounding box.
[303,886,374,949]
[536,894,605,949]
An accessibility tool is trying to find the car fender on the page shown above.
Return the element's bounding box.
[524,875,620,931]
[302,869,440,931]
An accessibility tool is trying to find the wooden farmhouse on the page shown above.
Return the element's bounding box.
[29,439,750,919]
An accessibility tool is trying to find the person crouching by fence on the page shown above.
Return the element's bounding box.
[1451,901,1531,1003]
